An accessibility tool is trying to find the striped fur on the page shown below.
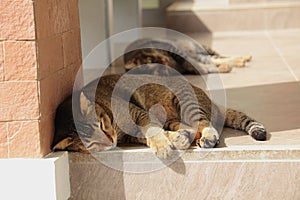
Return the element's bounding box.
[123,38,252,75]
[225,109,267,141]
[52,74,267,158]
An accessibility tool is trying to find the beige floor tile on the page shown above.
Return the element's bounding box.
[225,82,300,132]
[211,33,278,58]
[219,128,300,147]
[268,29,300,56]
[266,7,300,30]
[84,30,300,149]
[188,30,299,88]
[282,55,300,80]
[186,57,296,90]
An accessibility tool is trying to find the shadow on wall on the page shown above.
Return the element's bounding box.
[142,0,177,27]
[166,12,212,34]
[166,12,213,47]
[142,0,214,47]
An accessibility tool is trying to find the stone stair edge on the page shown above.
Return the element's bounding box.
[167,1,300,12]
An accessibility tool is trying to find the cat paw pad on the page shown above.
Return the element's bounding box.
[168,129,193,150]
[196,127,219,148]
[146,129,174,159]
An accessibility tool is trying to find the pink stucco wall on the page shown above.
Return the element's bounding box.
[0,0,82,158]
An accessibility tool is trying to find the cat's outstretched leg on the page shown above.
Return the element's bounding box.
[128,103,175,159]
[164,119,220,149]
[211,55,252,68]
[120,123,193,152]
[52,133,89,153]
[194,120,220,148]
[145,127,174,159]
[203,44,252,66]
[168,120,220,149]
[204,63,232,73]
[186,54,232,74]
[163,119,193,150]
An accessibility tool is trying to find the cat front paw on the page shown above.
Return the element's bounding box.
[52,134,89,153]
[146,128,174,159]
[168,129,193,150]
[196,127,219,148]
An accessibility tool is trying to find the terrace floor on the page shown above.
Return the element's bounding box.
[84,29,300,149]
[70,29,300,199]
[186,29,300,147]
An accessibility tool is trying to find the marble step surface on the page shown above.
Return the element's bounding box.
[68,128,300,200]
[68,28,300,199]
[69,160,300,199]
[166,1,300,32]
[230,0,300,4]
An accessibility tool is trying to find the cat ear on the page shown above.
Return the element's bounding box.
[100,113,114,132]
[79,92,93,116]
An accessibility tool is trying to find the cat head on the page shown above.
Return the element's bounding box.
[75,92,117,152]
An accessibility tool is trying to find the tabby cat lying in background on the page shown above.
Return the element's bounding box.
[52,74,266,158]
[123,38,252,75]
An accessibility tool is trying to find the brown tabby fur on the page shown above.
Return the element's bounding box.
[123,38,252,75]
[53,74,267,159]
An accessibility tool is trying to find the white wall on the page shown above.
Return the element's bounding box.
[113,0,141,34]
[78,0,142,71]
[78,0,107,59]
[0,152,70,200]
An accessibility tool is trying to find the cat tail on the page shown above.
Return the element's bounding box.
[224,109,267,141]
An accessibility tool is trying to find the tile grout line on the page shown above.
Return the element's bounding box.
[2,42,5,81]
[264,30,299,82]
[8,122,24,141]
[6,123,9,158]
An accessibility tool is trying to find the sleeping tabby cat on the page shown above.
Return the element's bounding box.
[52,74,267,159]
[123,38,252,75]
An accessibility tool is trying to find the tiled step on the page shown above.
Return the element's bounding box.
[230,0,300,4]
[70,159,300,199]
[69,147,300,199]
[185,0,300,5]
[68,129,300,199]
[166,1,300,32]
